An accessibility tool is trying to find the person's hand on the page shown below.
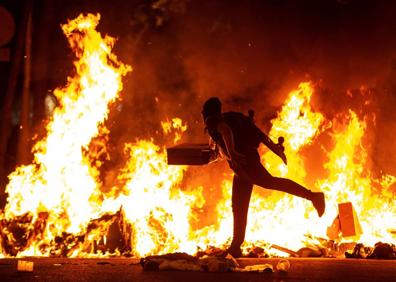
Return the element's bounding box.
[276,143,287,165]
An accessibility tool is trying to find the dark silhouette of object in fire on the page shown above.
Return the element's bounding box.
[201,97,326,258]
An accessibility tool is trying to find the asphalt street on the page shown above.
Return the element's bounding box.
[0,257,395,282]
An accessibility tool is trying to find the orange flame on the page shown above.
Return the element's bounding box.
[261,82,326,180]
[317,111,396,245]
[1,13,130,256]
[161,117,188,144]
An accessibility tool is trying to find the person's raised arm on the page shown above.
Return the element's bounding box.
[259,131,287,165]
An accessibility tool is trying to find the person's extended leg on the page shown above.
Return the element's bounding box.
[247,161,325,216]
[227,174,253,257]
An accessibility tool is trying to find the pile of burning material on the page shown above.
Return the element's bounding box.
[345,243,396,259]
[264,237,396,260]
[140,239,396,273]
[0,210,127,257]
[195,245,268,258]
[140,253,238,272]
[188,198,396,260]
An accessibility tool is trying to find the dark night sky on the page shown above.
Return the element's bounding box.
[2,0,396,177]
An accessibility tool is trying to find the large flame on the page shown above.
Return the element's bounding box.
[161,118,188,144]
[192,82,396,254]
[0,13,395,258]
[317,111,396,245]
[0,13,130,256]
[261,82,325,180]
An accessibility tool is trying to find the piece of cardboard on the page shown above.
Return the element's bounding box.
[166,143,213,165]
[338,202,362,238]
[326,215,341,240]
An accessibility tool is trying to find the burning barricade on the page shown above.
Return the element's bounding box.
[0,12,395,264]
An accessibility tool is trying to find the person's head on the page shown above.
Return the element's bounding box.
[201,97,222,123]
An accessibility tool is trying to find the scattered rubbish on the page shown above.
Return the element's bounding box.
[271,244,324,257]
[140,252,199,271]
[225,253,239,268]
[200,256,238,272]
[141,252,239,272]
[276,259,290,272]
[335,242,357,257]
[296,247,323,257]
[345,242,396,259]
[239,264,273,273]
[53,263,62,267]
[370,242,396,259]
[246,246,268,258]
[141,240,396,274]
[196,246,225,257]
[17,260,34,272]
[345,243,373,258]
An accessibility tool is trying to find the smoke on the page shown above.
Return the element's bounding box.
[107,0,396,175]
[33,0,396,202]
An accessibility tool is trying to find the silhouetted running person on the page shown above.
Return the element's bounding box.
[201,97,325,258]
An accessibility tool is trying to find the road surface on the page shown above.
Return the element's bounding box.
[0,257,395,281]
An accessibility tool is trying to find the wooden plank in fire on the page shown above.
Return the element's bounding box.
[270,244,299,257]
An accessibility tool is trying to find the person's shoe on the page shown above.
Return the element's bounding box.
[226,246,242,258]
[311,192,325,217]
